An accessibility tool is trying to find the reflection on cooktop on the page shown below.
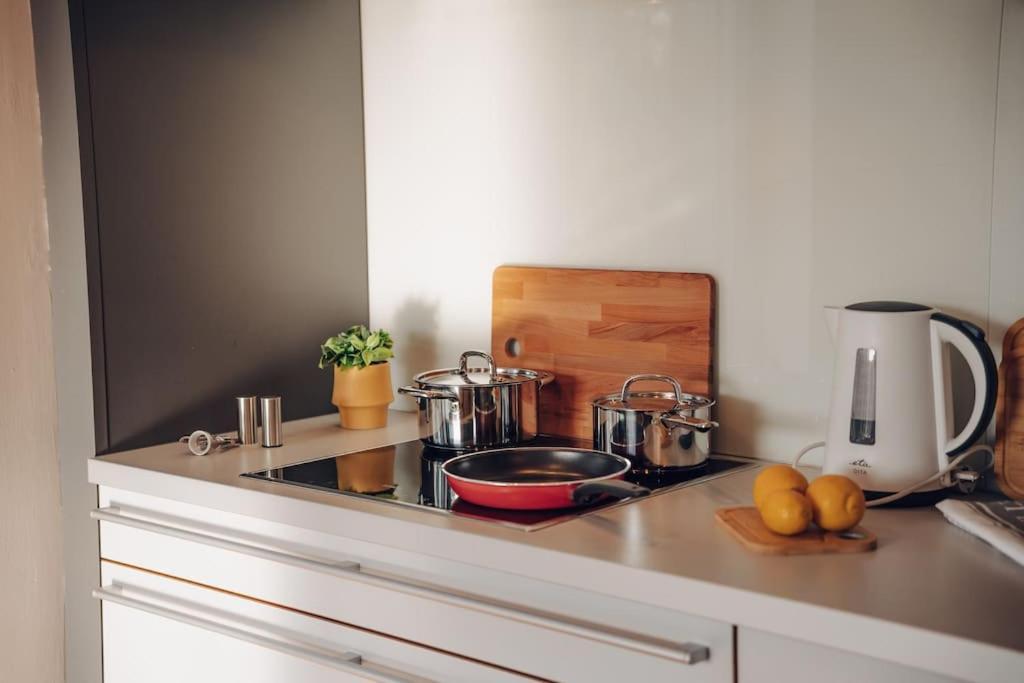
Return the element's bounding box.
[242,436,754,531]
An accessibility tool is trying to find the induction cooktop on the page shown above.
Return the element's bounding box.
[242,436,754,531]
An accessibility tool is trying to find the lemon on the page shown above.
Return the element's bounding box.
[759,489,813,536]
[806,475,865,531]
[752,464,809,510]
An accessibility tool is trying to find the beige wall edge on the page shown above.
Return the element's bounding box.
[0,1,66,682]
[30,0,102,681]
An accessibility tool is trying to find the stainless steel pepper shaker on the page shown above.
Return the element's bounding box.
[260,396,283,447]
[236,396,258,445]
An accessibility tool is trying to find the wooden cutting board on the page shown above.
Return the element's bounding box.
[715,507,877,555]
[995,318,1024,500]
[491,266,714,441]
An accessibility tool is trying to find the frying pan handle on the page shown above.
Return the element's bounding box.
[572,480,650,505]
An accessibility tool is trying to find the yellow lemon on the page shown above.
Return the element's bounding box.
[806,475,866,531]
[759,489,813,536]
[752,464,809,510]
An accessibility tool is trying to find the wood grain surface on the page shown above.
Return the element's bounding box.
[491,266,714,441]
[715,507,877,555]
[995,318,1024,500]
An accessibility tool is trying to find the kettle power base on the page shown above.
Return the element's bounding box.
[716,506,877,555]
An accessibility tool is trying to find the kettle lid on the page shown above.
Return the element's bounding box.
[845,301,931,313]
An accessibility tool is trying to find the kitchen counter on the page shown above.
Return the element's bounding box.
[89,412,1024,681]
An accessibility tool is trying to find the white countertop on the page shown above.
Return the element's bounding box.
[89,412,1024,681]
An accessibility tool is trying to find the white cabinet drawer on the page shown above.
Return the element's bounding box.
[737,628,964,683]
[100,561,528,683]
[96,487,732,683]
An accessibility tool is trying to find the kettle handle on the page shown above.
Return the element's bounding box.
[929,314,997,470]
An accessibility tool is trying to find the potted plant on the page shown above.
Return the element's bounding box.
[319,325,395,429]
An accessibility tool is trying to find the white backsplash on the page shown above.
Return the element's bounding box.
[362,0,1014,461]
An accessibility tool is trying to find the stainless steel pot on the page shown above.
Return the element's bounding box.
[399,351,554,450]
[592,374,718,469]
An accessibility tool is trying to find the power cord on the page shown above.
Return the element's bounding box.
[791,441,825,468]
[791,441,994,508]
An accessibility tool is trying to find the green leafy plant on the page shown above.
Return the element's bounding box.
[319,325,394,370]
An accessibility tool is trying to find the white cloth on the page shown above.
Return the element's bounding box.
[936,498,1024,567]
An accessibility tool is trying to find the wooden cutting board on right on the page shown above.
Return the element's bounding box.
[716,507,877,555]
[995,317,1024,500]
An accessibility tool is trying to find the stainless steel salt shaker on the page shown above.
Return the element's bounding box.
[236,396,258,445]
[260,396,283,447]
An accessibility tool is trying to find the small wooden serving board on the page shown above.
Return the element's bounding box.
[715,507,877,555]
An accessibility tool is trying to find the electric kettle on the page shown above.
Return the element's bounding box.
[822,301,997,503]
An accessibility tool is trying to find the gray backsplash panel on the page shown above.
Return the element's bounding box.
[72,0,367,452]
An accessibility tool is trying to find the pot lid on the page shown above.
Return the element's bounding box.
[593,391,713,413]
[415,351,550,388]
[591,374,714,412]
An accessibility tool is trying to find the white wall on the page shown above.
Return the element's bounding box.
[363,0,1014,460]
[991,0,1024,357]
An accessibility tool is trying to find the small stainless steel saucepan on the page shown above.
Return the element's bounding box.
[592,374,718,470]
[399,351,554,450]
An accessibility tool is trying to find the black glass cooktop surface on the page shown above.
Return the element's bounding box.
[242,436,754,531]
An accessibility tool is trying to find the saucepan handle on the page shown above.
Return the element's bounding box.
[572,480,650,505]
[536,370,555,387]
[398,386,460,409]
[661,414,719,433]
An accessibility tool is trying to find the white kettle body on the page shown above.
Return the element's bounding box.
[823,302,996,503]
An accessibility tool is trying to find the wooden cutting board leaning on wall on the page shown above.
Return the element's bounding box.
[491,266,714,441]
[995,318,1024,500]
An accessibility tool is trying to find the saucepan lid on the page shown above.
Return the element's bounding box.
[414,351,553,388]
[592,374,714,412]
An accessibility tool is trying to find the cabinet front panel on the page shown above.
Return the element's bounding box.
[96,488,733,683]
[737,628,965,683]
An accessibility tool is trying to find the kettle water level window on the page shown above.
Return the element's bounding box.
[850,348,877,445]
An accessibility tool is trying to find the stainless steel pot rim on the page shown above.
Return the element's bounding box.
[592,390,715,412]
[411,350,554,388]
[441,448,632,487]
[414,367,554,388]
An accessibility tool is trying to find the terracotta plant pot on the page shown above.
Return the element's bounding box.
[331,362,394,429]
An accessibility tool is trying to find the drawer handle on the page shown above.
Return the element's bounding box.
[93,506,710,665]
[93,584,415,683]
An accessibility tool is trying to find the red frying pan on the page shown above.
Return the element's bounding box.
[442,447,650,510]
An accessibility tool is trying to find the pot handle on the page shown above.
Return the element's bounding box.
[397,385,460,410]
[458,350,497,379]
[620,374,684,402]
[572,480,650,505]
[661,414,718,433]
